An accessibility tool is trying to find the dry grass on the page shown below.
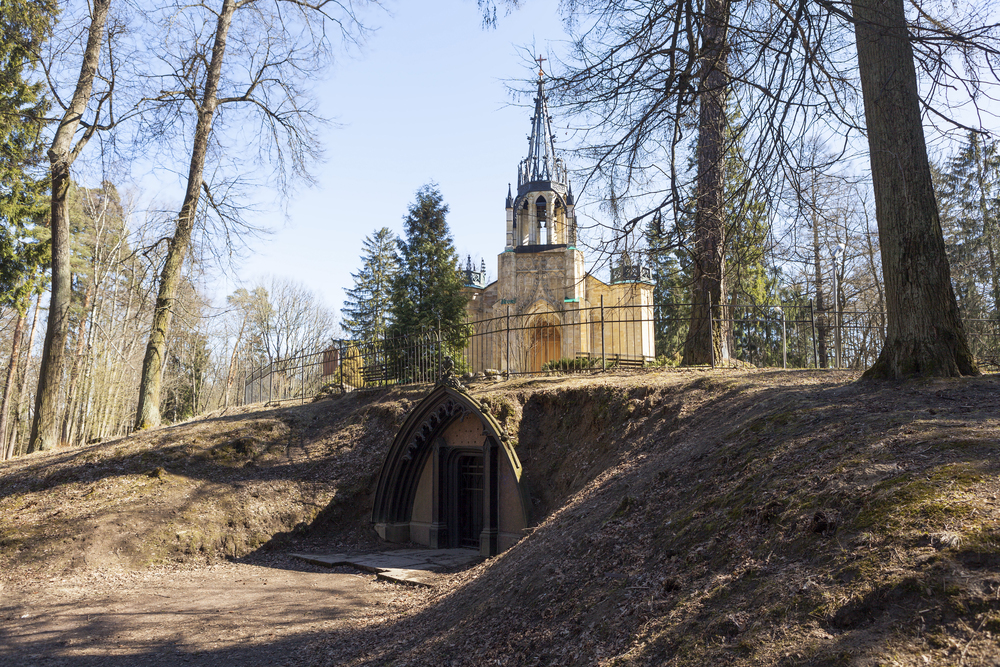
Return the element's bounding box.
[3,369,1000,666]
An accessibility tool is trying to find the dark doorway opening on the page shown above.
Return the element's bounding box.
[456,454,484,549]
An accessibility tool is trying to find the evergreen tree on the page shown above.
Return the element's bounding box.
[722,121,773,308]
[0,0,54,309]
[389,184,468,352]
[644,215,689,362]
[342,227,399,341]
[937,133,1000,320]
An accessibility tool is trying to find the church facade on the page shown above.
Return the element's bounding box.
[463,73,655,373]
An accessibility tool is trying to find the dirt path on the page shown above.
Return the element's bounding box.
[0,554,431,667]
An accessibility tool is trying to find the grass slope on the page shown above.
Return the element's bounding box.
[2,369,999,666]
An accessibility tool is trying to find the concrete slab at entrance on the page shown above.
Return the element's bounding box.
[289,548,482,587]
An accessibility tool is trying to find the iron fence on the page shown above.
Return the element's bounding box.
[243,304,1000,404]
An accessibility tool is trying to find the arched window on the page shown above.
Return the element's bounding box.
[535,196,547,224]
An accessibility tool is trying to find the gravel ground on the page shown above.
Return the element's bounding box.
[0,553,434,667]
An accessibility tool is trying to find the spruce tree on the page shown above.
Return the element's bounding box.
[342,227,399,341]
[389,184,468,352]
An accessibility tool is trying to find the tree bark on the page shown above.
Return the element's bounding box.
[135,0,236,430]
[28,0,111,453]
[683,0,732,366]
[1,311,26,460]
[853,0,978,378]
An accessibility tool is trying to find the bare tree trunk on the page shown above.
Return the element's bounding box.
[1,311,26,460]
[135,0,236,430]
[29,0,111,452]
[813,211,829,368]
[61,283,93,445]
[852,0,978,378]
[683,0,732,366]
[224,313,247,408]
[11,297,41,456]
[76,291,102,445]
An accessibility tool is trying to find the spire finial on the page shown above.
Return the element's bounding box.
[535,55,546,79]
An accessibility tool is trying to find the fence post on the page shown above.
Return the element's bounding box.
[809,299,818,369]
[833,264,841,369]
[601,295,606,371]
[708,292,715,369]
[780,305,787,369]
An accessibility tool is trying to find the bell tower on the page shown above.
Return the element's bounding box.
[505,60,577,250]
[465,59,655,372]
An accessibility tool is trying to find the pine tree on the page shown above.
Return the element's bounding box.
[342,227,399,341]
[389,184,468,353]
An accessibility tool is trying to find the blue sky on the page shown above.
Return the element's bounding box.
[226,0,573,318]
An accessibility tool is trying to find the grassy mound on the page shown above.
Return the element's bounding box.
[3,369,999,665]
[0,386,427,579]
[311,370,1000,666]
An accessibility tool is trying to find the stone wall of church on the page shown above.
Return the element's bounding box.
[583,277,655,362]
[463,247,653,371]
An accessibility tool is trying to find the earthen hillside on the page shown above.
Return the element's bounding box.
[2,369,999,666]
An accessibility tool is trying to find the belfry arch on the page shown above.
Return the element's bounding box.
[371,385,529,556]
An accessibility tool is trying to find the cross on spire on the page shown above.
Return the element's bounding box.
[535,55,546,79]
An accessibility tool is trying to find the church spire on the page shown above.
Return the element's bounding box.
[517,58,567,196]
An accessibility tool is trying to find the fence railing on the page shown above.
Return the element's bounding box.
[243,303,1000,404]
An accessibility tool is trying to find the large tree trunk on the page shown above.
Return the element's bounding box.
[683,0,732,366]
[28,0,111,453]
[134,0,236,430]
[853,0,978,378]
[0,311,26,460]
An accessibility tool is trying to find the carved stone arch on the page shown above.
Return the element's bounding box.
[371,385,529,556]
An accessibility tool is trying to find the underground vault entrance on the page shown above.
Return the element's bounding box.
[371,385,529,557]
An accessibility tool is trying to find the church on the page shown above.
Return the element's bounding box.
[462,69,655,373]
[369,70,658,559]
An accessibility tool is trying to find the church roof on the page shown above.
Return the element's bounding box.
[517,64,568,198]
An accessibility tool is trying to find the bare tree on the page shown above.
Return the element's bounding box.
[134,0,374,429]
[30,0,119,452]
[243,276,336,365]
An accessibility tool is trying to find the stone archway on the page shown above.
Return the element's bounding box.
[371,385,529,556]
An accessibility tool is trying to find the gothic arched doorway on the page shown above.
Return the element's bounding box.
[530,318,561,372]
[371,385,529,556]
